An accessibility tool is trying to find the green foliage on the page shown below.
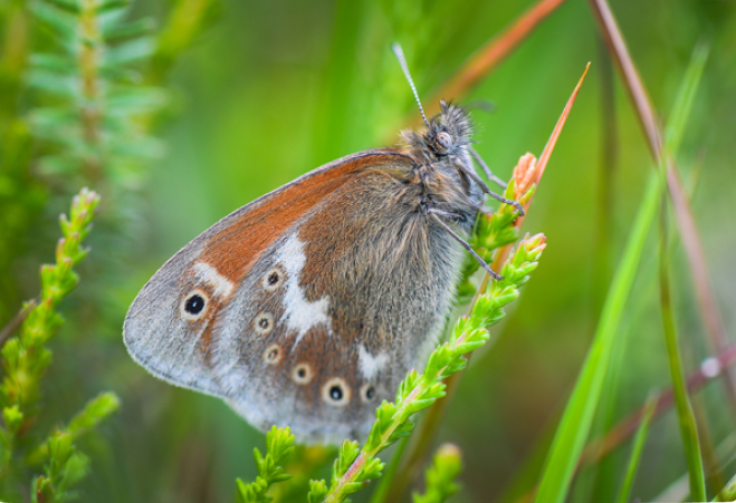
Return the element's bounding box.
[32,432,89,503]
[2,188,99,412]
[28,0,165,186]
[236,426,295,503]
[458,180,526,300]
[0,188,119,500]
[413,443,463,503]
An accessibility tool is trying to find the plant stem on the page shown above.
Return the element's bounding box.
[79,0,103,181]
[588,0,736,421]
[658,189,706,502]
[424,0,568,120]
[615,393,657,503]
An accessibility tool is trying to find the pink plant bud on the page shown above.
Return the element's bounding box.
[524,232,547,251]
[512,153,538,200]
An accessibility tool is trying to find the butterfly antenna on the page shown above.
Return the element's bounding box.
[392,43,431,129]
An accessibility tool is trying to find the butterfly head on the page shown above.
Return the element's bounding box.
[427,100,473,156]
[401,101,473,162]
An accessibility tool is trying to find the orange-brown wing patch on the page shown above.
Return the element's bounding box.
[200,151,412,282]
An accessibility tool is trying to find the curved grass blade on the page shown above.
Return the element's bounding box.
[532,39,709,503]
[588,0,736,420]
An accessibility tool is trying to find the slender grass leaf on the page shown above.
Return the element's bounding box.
[615,392,658,503]
[533,41,709,503]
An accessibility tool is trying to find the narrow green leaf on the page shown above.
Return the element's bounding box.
[533,42,709,503]
[534,171,664,503]
[615,393,658,503]
[713,471,736,502]
[658,164,706,502]
[102,18,156,41]
[103,37,156,66]
[41,0,81,14]
[30,1,78,39]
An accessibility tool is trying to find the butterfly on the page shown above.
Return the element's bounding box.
[123,45,522,445]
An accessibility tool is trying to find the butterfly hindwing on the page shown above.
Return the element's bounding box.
[210,161,468,443]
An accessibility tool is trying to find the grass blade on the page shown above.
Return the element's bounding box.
[615,392,658,503]
[533,33,712,503]
[582,345,736,468]
[589,0,736,419]
[659,171,706,502]
[533,169,664,503]
[713,472,736,502]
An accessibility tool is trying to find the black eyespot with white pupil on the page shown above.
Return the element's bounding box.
[322,378,350,407]
[181,289,208,320]
[185,295,204,314]
[365,386,375,400]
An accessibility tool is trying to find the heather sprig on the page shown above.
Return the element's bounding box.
[29,0,166,186]
[2,188,100,414]
[457,179,530,300]
[0,189,119,500]
[236,425,296,503]
[413,443,463,503]
[31,392,120,503]
[307,232,547,503]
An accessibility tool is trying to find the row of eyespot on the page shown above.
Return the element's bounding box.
[181,287,376,407]
[182,266,287,320]
[263,345,377,406]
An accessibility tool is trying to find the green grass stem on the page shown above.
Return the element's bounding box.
[533,170,663,503]
[658,186,706,502]
[615,392,658,503]
[533,41,709,503]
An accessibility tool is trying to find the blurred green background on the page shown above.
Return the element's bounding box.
[2,0,736,501]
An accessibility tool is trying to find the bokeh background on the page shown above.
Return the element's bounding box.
[2,0,735,501]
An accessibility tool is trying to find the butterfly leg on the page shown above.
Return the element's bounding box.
[469,146,507,189]
[453,158,525,217]
[427,209,503,280]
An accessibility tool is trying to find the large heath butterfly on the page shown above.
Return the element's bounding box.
[123,45,522,444]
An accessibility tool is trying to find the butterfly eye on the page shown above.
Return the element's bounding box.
[263,344,282,365]
[253,312,274,335]
[360,384,377,403]
[262,266,285,292]
[322,378,351,407]
[434,131,453,153]
[180,289,209,320]
[291,363,313,384]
